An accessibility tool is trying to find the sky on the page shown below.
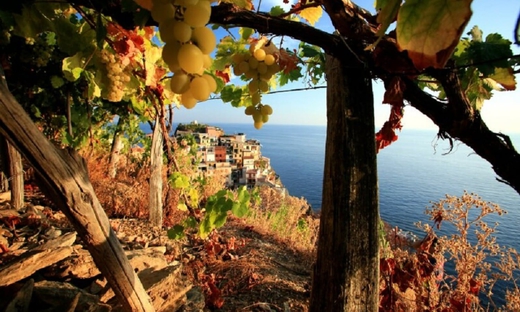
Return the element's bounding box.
[172,0,520,134]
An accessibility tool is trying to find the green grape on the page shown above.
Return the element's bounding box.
[259,71,272,81]
[259,80,269,92]
[252,110,263,122]
[158,18,176,43]
[183,1,211,28]
[245,105,255,116]
[191,27,216,54]
[189,76,210,100]
[181,90,198,109]
[173,21,192,43]
[254,120,263,129]
[175,0,198,5]
[257,62,267,74]
[233,66,244,76]
[170,72,191,94]
[238,61,249,73]
[261,104,273,115]
[178,43,203,74]
[248,57,259,70]
[264,54,275,66]
[253,48,266,61]
[162,41,181,72]
[262,114,269,123]
[202,74,217,92]
[202,54,212,69]
[151,3,175,24]
[244,69,256,79]
[232,53,244,64]
[251,92,261,105]
[248,79,259,94]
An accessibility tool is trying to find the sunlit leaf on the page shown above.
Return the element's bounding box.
[367,0,402,50]
[270,6,285,17]
[298,5,322,26]
[488,67,516,91]
[222,0,253,10]
[396,0,473,69]
[62,52,84,81]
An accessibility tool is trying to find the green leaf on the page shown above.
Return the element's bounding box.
[239,27,254,40]
[62,52,84,81]
[183,216,197,228]
[270,6,285,17]
[466,33,513,76]
[396,0,472,69]
[177,202,188,211]
[167,224,185,239]
[30,105,41,118]
[169,172,190,189]
[367,0,401,50]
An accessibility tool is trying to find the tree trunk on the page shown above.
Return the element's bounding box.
[0,74,154,311]
[310,55,379,311]
[0,135,8,192]
[149,116,164,227]
[7,141,23,209]
[108,117,125,179]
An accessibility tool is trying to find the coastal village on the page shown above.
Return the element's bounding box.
[174,121,284,191]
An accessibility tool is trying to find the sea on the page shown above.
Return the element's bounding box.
[157,122,520,305]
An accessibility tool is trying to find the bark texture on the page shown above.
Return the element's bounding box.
[7,141,23,209]
[149,116,164,227]
[0,79,154,311]
[310,55,379,311]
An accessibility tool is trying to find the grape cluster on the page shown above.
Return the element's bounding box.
[99,49,131,102]
[231,42,280,129]
[151,0,217,109]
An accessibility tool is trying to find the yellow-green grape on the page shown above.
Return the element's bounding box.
[248,57,258,70]
[267,63,280,76]
[244,69,256,80]
[173,21,192,43]
[170,72,191,94]
[248,79,259,94]
[178,44,203,74]
[151,3,175,24]
[183,0,211,28]
[252,110,263,122]
[253,48,266,61]
[232,53,244,65]
[254,121,263,130]
[191,27,216,54]
[189,76,210,101]
[233,66,244,76]
[261,104,273,115]
[162,41,181,72]
[158,18,177,43]
[259,71,272,81]
[257,62,267,74]
[259,80,269,92]
[202,54,212,69]
[202,74,217,92]
[175,0,198,5]
[264,54,275,66]
[238,61,249,73]
[251,92,261,105]
[245,105,255,116]
[262,114,269,123]
[181,90,197,109]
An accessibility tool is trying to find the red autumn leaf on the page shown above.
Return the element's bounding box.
[383,76,406,106]
[206,280,224,309]
[376,100,403,152]
[469,278,481,295]
[216,68,231,83]
[1,215,21,229]
[278,49,299,74]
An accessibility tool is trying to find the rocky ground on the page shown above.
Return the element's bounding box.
[0,188,312,312]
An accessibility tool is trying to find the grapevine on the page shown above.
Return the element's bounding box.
[151,0,217,109]
[231,38,279,129]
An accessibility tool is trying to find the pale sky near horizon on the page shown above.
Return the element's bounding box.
[172,0,520,135]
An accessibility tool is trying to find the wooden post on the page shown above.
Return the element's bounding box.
[7,141,23,209]
[149,115,164,227]
[309,55,379,311]
[0,74,154,311]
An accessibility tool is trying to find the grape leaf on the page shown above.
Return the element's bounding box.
[270,6,286,17]
[239,27,254,40]
[297,5,322,26]
[396,0,472,70]
[96,13,107,49]
[167,224,185,239]
[488,67,516,91]
[169,172,190,189]
[367,0,401,50]
[177,202,188,211]
[50,76,65,89]
[62,52,84,81]
[222,0,253,10]
[466,33,512,76]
